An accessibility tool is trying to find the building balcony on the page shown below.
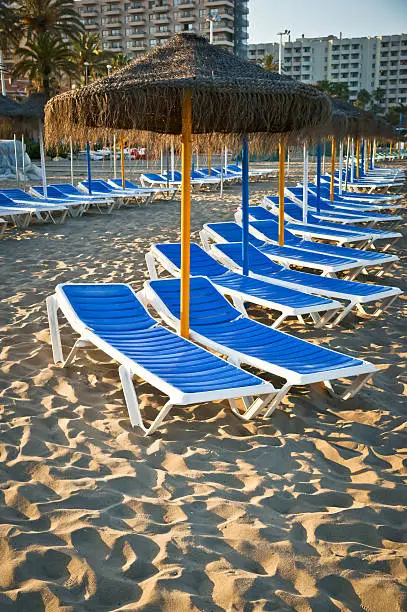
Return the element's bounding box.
[205,0,234,8]
[86,22,99,29]
[176,1,196,7]
[152,2,171,11]
[128,5,146,12]
[104,7,121,15]
[179,14,196,22]
[127,30,146,37]
[156,29,172,36]
[151,15,170,23]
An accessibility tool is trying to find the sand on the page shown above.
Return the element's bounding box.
[0,170,406,611]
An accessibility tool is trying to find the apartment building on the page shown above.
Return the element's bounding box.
[249,33,407,110]
[77,0,249,58]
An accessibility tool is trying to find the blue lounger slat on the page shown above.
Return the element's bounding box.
[210,242,401,325]
[148,242,340,327]
[143,277,376,413]
[264,197,402,246]
[47,283,276,434]
[247,219,398,268]
[286,187,402,224]
[202,222,362,275]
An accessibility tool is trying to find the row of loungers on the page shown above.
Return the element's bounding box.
[0,179,176,237]
[47,165,404,434]
[140,164,273,190]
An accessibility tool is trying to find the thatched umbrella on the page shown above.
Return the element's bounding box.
[45,33,331,338]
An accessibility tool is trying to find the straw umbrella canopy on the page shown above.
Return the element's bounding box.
[45,33,332,338]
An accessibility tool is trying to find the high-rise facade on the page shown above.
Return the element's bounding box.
[248,33,407,111]
[77,0,249,59]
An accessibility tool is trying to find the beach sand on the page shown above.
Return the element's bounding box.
[0,172,406,611]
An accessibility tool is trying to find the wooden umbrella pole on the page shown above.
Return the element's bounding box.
[120,138,125,188]
[180,90,192,339]
[278,140,285,246]
[330,137,336,201]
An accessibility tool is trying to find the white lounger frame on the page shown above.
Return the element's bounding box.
[263,197,402,253]
[209,244,402,327]
[200,224,365,280]
[146,245,343,329]
[46,283,277,435]
[141,279,377,417]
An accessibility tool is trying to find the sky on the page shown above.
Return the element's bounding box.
[248,0,407,44]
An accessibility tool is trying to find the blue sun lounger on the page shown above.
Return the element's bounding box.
[319,176,403,203]
[147,242,341,328]
[263,197,402,251]
[201,222,364,278]
[30,185,87,217]
[78,179,140,206]
[49,184,115,214]
[315,182,403,209]
[285,187,403,227]
[107,178,177,199]
[140,173,181,190]
[46,283,277,434]
[239,217,398,276]
[142,276,377,416]
[239,204,373,246]
[209,241,402,326]
[0,190,68,224]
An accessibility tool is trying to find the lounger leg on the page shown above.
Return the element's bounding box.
[145,252,159,280]
[273,313,288,328]
[0,222,6,239]
[119,365,173,435]
[341,373,375,400]
[346,266,364,281]
[229,393,277,421]
[231,295,248,316]
[263,383,292,417]
[321,301,355,327]
[46,295,64,364]
[323,372,374,401]
[64,339,92,367]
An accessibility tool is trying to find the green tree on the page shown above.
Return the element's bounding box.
[0,1,23,56]
[355,88,371,109]
[259,53,279,72]
[111,52,131,70]
[13,34,77,98]
[19,0,83,41]
[315,80,350,100]
[72,33,113,83]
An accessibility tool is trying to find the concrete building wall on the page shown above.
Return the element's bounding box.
[249,33,407,111]
[77,0,248,60]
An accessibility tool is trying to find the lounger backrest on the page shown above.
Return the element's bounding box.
[163,171,182,181]
[0,192,16,205]
[249,220,302,246]
[110,179,138,189]
[1,189,36,202]
[60,284,155,333]
[149,277,241,325]
[142,173,166,181]
[214,242,283,275]
[155,242,229,277]
[87,181,111,193]
[248,206,274,221]
[205,222,264,248]
[51,184,82,196]
[227,165,242,173]
[34,186,64,199]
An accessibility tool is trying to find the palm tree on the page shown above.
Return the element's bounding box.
[111,52,131,70]
[259,53,279,72]
[356,88,371,109]
[72,33,113,83]
[19,0,83,42]
[0,1,23,94]
[13,34,77,98]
